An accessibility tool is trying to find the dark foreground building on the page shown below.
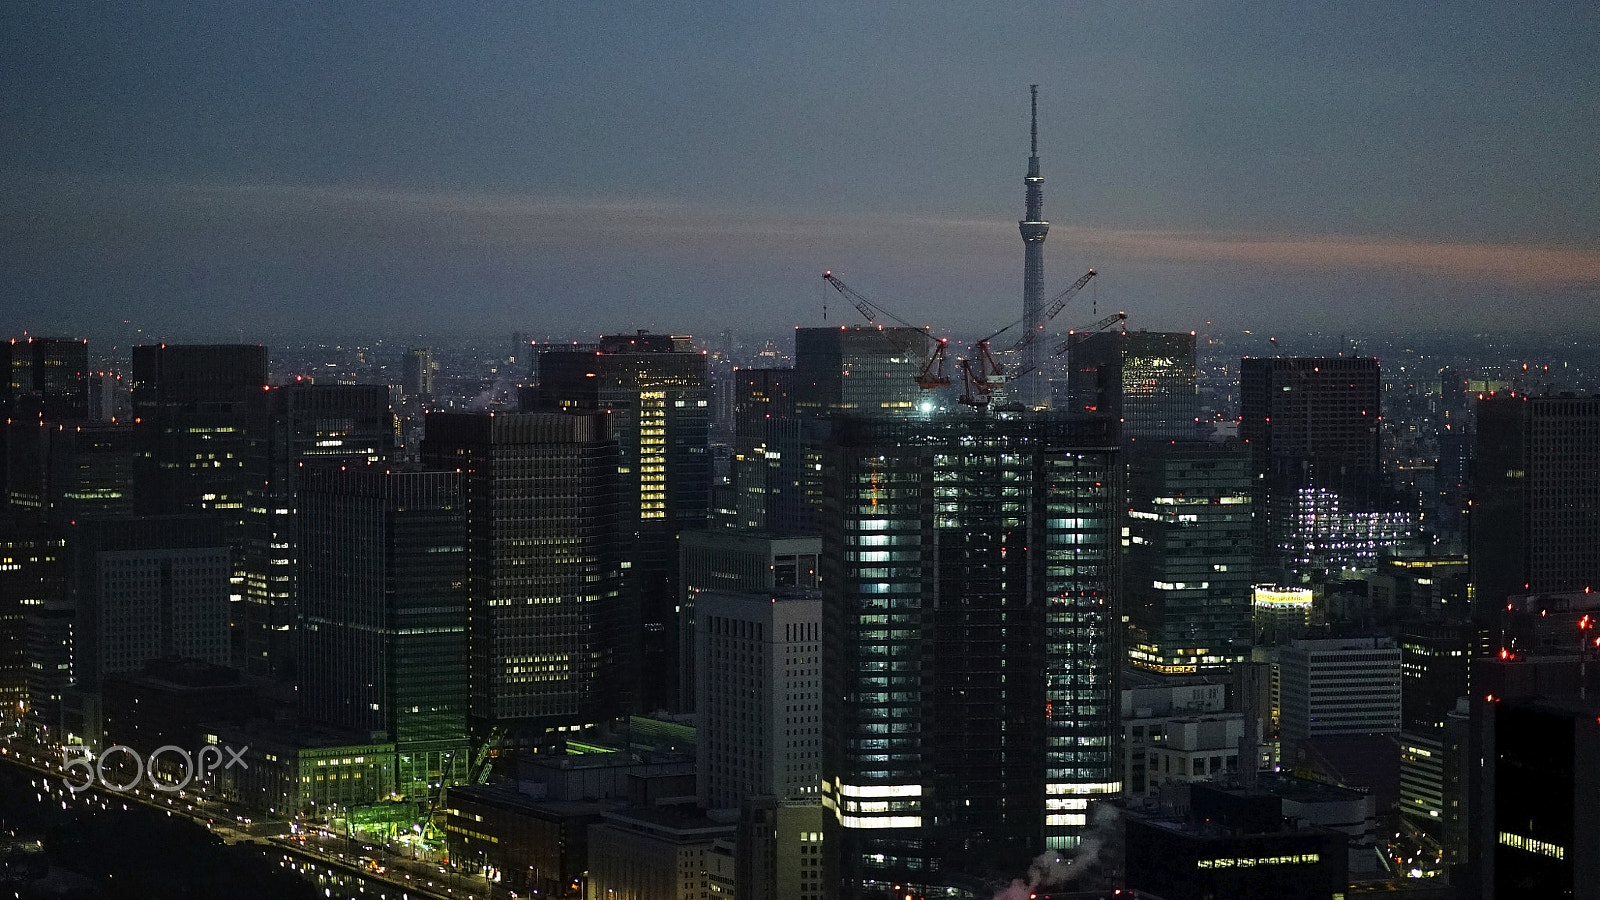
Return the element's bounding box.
[1485,695,1600,899]
[1123,785,1349,900]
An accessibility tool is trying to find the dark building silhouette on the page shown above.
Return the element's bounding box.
[0,522,67,716]
[2,337,90,519]
[1123,784,1350,900]
[792,327,929,419]
[297,464,469,798]
[1488,697,1600,899]
[131,344,269,522]
[726,367,818,536]
[240,383,395,680]
[421,411,623,744]
[440,783,602,898]
[1239,357,1385,576]
[130,345,268,666]
[1462,650,1600,899]
[525,333,709,713]
[1063,330,1200,440]
[100,659,259,784]
[4,422,135,524]
[401,347,436,406]
[1470,394,1600,617]
[1397,623,1479,842]
[0,337,89,421]
[821,414,1121,894]
[1124,440,1254,672]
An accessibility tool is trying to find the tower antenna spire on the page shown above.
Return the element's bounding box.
[1030,84,1039,157]
[1018,86,1050,407]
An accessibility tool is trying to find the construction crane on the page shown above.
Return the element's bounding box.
[469,726,503,785]
[822,270,944,382]
[822,268,1101,405]
[957,356,996,408]
[959,310,1127,408]
[1002,268,1098,354]
[961,268,1097,362]
[1056,310,1128,354]
[822,271,925,331]
[917,338,952,388]
[951,268,1097,405]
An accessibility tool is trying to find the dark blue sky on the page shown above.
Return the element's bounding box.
[3,2,1597,344]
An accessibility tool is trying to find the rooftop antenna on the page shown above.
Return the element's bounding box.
[1030,84,1039,161]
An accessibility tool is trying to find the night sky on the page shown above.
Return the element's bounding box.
[3,1,1597,344]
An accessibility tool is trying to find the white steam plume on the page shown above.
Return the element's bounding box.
[990,806,1119,900]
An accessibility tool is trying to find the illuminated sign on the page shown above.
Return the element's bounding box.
[1197,853,1320,868]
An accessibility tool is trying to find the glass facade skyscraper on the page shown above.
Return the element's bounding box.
[297,464,470,799]
[1062,330,1199,440]
[1124,440,1254,673]
[793,326,930,419]
[820,414,1120,895]
[421,411,623,743]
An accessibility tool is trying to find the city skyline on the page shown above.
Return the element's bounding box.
[3,2,1598,343]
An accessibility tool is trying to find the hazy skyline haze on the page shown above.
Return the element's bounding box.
[3,1,1597,343]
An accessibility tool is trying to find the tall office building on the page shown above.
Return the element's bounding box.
[1063,330,1200,439]
[0,341,81,723]
[728,367,821,536]
[2,337,90,518]
[0,523,67,715]
[1488,697,1600,898]
[1124,440,1254,672]
[782,326,933,536]
[4,423,135,524]
[679,531,820,712]
[86,371,125,423]
[821,415,1121,894]
[131,344,269,524]
[1239,357,1385,576]
[401,348,437,406]
[298,464,469,799]
[696,588,823,810]
[0,337,89,421]
[1471,394,1600,616]
[240,383,395,680]
[1462,652,1600,899]
[43,424,136,524]
[421,411,623,743]
[527,333,710,713]
[1397,624,1475,838]
[792,327,929,419]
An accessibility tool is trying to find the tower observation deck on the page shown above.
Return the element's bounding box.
[1019,85,1051,409]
